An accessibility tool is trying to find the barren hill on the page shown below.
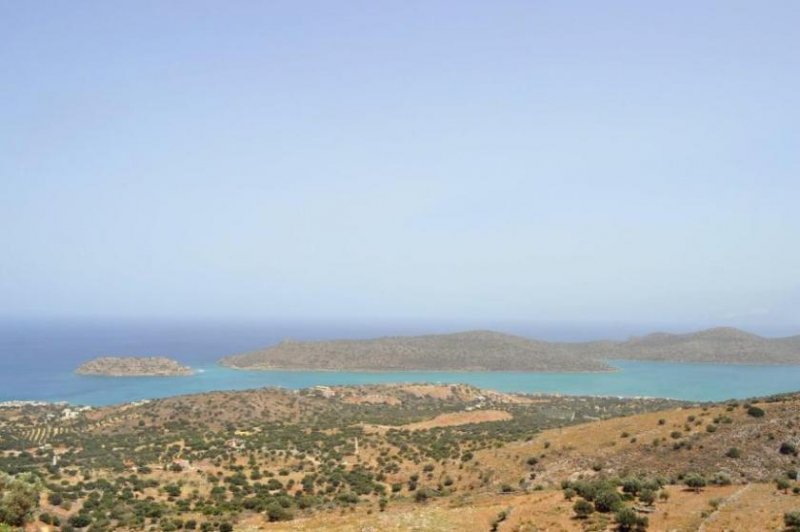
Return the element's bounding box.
[219,330,611,372]
[219,327,800,371]
[75,356,194,376]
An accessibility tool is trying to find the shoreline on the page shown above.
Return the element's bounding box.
[217,363,619,374]
[7,360,800,407]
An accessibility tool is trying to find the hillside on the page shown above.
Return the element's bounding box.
[75,356,194,376]
[2,384,800,531]
[600,327,800,363]
[219,327,800,371]
[220,330,612,371]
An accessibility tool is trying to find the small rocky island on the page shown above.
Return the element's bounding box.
[76,356,194,377]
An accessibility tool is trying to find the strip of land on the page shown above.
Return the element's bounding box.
[219,327,800,372]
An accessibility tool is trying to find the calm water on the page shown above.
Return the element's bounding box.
[2,319,800,405]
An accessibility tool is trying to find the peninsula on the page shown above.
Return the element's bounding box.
[75,356,194,377]
[219,327,800,372]
[220,330,612,372]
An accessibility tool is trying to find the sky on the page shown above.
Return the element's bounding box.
[1,1,799,333]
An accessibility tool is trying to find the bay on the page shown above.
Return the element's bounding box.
[3,319,800,405]
[4,361,800,406]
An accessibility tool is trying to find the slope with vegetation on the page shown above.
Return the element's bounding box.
[220,331,613,372]
[1,384,800,530]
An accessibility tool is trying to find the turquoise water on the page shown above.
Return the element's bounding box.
[3,320,800,406]
[5,360,800,405]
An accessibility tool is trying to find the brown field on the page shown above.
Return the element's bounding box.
[365,409,513,434]
[253,483,797,531]
[402,409,513,430]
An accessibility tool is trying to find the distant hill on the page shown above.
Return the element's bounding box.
[219,327,800,372]
[219,330,611,372]
[593,326,800,364]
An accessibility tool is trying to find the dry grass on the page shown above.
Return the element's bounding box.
[401,410,513,430]
[251,483,797,532]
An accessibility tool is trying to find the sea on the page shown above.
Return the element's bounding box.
[2,318,800,406]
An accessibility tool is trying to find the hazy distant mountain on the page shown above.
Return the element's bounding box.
[219,330,612,372]
[596,327,800,364]
[219,327,800,372]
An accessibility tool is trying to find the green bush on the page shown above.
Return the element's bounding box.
[0,472,41,527]
[573,499,594,518]
[785,511,800,531]
[615,507,648,531]
[68,513,92,528]
[594,490,622,513]
[684,474,706,492]
[265,502,293,522]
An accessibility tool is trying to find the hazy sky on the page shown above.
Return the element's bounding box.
[2,1,799,330]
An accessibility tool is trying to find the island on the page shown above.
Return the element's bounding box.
[219,327,800,372]
[219,330,613,372]
[75,356,194,377]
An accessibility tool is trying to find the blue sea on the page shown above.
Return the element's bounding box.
[2,319,800,405]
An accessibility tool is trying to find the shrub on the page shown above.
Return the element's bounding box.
[684,474,706,492]
[573,499,594,518]
[622,477,642,496]
[785,511,800,531]
[490,510,508,532]
[725,447,741,458]
[68,514,91,528]
[780,442,797,456]
[639,489,656,506]
[747,406,765,418]
[594,490,623,513]
[414,488,434,503]
[0,473,42,527]
[712,472,732,486]
[265,502,293,522]
[615,507,648,531]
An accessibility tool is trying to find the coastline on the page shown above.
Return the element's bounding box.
[7,360,800,407]
[217,363,619,374]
